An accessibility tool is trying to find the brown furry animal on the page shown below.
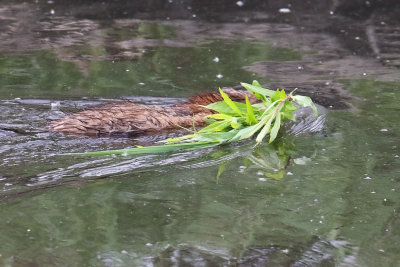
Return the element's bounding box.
[50,89,257,136]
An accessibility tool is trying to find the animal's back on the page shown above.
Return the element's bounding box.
[49,89,256,136]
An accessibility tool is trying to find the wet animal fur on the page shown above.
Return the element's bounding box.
[50,89,257,136]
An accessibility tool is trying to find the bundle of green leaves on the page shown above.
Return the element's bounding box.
[80,81,317,156]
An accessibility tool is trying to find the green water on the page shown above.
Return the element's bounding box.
[0,16,399,267]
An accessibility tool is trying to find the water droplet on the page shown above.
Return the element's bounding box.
[279,8,291,13]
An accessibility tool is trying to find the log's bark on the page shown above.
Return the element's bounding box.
[49,89,257,136]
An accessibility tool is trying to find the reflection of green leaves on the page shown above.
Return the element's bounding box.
[78,81,317,156]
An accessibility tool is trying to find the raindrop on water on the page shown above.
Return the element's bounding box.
[279,8,291,13]
[236,1,244,7]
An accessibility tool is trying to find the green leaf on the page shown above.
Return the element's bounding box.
[205,101,247,115]
[245,95,258,125]
[230,117,241,129]
[241,81,275,98]
[292,95,318,118]
[219,88,242,116]
[281,101,298,121]
[199,120,231,133]
[255,114,274,143]
[269,113,281,143]
[271,89,287,103]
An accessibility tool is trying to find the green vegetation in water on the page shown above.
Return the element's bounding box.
[79,81,317,156]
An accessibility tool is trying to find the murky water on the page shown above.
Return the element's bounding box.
[0,1,399,266]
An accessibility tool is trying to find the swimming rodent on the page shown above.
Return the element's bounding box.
[49,89,257,136]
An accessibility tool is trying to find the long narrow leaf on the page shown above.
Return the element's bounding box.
[269,113,281,143]
[241,82,275,98]
[245,95,258,125]
[255,114,274,143]
[219,88,242,116]
[75,141,221,156]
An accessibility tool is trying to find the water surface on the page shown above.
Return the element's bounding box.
[0,1,399,266]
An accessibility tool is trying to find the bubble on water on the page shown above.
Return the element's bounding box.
[371,191,376,194]
[192,14,196,18]
[50,9,55,15]
[257,171,264,176]
[27,229,31,232]
[138,82,145,85]
[258,178,267,182]
[329,11,334,15]
[279,8,291,13]
[380,128,388,132]
[364,176,371,180]
[146,243,153,247]
[121,250,128,254]
[287,172,293,175]
[216,74,223,79]
[355,36,360,40]
[213,57,220,63]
